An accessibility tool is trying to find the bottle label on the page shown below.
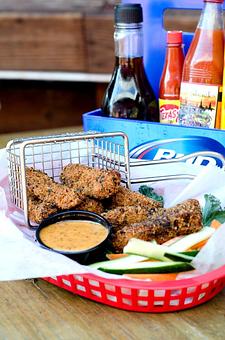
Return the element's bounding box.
[179,82,220,128]
[159,99,180,124]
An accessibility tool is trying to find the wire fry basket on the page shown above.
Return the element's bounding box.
[6,131,131,226]
[6,131,225,312]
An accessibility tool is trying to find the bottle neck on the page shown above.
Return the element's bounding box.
[114,23,143,58]
[165,43,183,63]
[198,2,224,30]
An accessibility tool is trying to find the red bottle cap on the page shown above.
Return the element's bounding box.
[167,31,183,45]
[204,0,224,3]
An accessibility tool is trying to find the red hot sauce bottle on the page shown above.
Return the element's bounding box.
[159,31,184,124]
[179,0,224,128]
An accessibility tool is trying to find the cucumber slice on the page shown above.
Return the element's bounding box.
[124,238,194,262]
[124,238,172,261]
[167,227,215,252]
[164,252,194,262]
[99,261,193,275]
[180,250,199,257]
[89,254,147,270]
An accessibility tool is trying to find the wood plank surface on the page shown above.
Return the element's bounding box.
[85,14,114,73]
[0,279,224,339]
[0,13,86,72]
[0,0,110,13]
[0,1,117,74]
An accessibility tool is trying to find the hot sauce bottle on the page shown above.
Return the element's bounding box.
[102,4,159,121]
[159,31,184,124]
[179,0,224,128]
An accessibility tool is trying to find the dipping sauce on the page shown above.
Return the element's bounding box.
[39,220,108,252]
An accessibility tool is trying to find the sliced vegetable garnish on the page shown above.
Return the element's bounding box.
[89,254,147,270]
[124,238,195,262]
[98,261,193,275]
[166,227,215,252]
[202,194,225,226]
[106,253,128,260]
[123,273,179,281]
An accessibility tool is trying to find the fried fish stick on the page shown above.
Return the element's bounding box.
[61,163,121,199]
[109,186,162,212]
[102,205,151,229]
[111,199,203,252]
[77,197,104,214]
[26,167,82,210]
[28,197,58,224]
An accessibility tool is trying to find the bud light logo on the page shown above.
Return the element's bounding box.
[129,136,225,168]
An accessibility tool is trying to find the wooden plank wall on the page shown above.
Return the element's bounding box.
[0,1,118,133]
[0,0,117,73]
[0,1,199,133]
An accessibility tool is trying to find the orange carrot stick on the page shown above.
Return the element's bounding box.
[123,273,179,281]
[106,253,128,260]
[162,236,184,246]
[187,238,210,250]
[210,219,222,229]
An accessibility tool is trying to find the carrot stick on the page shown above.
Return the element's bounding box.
[187,221,221,250]
[210,219,222,229]
[123,273,178,281]
[162,236,184,246]
[187,238,210,250]
[106,253,128,260]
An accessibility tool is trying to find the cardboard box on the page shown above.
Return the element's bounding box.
[83,109,225,168]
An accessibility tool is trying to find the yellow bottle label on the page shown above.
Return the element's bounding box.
[215,86,223,129]
[159,99,180,124]
[179,82,220,128]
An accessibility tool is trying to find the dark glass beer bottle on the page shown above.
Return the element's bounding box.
[102,3,159,121]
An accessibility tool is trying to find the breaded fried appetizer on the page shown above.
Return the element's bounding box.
[28,197,58,224]
[110,199,203,252]
[61,163,121,199]
[109,186,162,212]
[26,167,82,210]
[102,205,151,230]
[76,197,104,214]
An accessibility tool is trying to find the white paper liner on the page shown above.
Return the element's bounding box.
[1,147,225,281]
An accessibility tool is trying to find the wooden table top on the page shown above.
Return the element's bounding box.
[0,128,225,339]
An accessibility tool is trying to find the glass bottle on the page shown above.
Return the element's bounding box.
[159,31,184,124]
[102,3,159,121]
[179,0,224,128]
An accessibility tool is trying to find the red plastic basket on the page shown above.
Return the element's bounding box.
[43,265,225,312]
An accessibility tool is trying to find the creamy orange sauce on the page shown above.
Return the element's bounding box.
[39,220,108,251]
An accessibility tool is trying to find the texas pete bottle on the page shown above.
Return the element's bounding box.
[179,0,224,128]
[102,4,159,121]
[159,31,184,124]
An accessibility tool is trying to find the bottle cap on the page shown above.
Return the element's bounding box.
[204,0,224,3]
[167,31,183,44]
[115,4,143,24]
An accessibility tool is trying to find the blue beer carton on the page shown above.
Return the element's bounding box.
[83,0,225,167]
[83,109,225,167]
